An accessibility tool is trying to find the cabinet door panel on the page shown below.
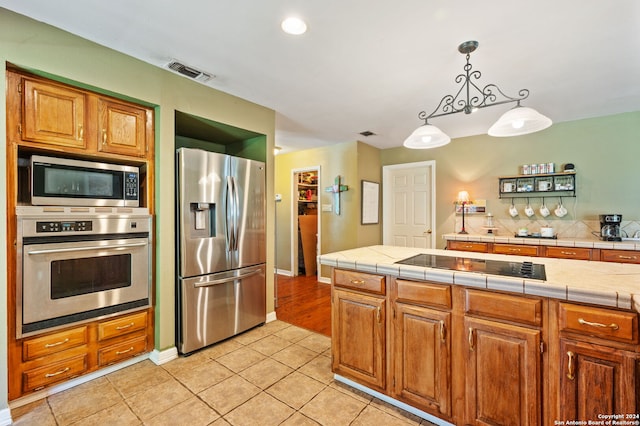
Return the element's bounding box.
[22,78,86,149]
[465,317,542,426]
[394,303,451,417]
[98,98,148,157]
[332,288,386,390]
[560,340,636,421]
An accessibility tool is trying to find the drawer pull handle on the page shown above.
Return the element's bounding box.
[560,251,576,255]
[77,125,83,141]
[45,367,70,378]
[468,327,474,351]
[102,129,107,145]
[115,322,135,331]
[439,320,446,343]
[617,255,637,260]
[376,307,381,324]
[116,347,135,355]
[350,279,365,285]
[578,318,619,330]
[44,338,69,348]
[566,351,575,380]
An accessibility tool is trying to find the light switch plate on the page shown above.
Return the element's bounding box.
[322,204,332,212]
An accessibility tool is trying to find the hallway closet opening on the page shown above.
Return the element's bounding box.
[293,168,320,277]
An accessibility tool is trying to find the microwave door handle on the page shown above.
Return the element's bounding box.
[27,241,147,255]
[193,269,262,287]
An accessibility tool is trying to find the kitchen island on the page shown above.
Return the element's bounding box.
[319,245,640,426]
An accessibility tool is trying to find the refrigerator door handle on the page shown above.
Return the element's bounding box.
[226,176,235,250]
[192,269,262,287]
[232,176,240,251]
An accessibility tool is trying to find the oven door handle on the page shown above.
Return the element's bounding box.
[193,269,261,287]
[27,241,147,255]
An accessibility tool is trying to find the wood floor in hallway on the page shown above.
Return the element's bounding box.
[275,274,331,337]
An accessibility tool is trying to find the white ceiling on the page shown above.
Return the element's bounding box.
[2,1,639,153]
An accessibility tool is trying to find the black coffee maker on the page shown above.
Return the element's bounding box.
[600,214,622,241]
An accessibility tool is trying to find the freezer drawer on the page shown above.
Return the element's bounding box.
[178,264,266,354]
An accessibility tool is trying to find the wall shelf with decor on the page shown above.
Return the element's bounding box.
[498,172,576,198]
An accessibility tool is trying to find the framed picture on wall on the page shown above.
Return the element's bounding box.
[361,180,380,224]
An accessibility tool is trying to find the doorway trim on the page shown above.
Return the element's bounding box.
[291,166,321,277]
[382,161,437,248]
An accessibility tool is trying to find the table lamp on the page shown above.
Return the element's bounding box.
[457,190,470,234]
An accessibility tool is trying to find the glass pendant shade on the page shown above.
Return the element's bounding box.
[403,124,451,149]
[488,106,552,137]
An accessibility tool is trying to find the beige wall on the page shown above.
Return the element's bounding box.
[0,9,276,409]
[380,111,640,247]
[274,141,382,278]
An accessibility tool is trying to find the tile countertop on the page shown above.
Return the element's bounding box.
[318,245,640,312]
[443,232,640,250]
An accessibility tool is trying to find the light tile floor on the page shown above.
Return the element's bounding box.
[11,321,438,425]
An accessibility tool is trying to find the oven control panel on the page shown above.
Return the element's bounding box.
[36,221,93,233]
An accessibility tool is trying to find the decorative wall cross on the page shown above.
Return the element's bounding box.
[325,175,349,215]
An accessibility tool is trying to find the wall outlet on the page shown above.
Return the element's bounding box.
[275,194,282,202]
[322,204,332,212]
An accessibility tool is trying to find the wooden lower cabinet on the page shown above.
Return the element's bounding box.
[464,316,542,425]
[331,269,639,425]
[11,309,151,400]
[392,302,451,418]
[332,287,386,391]
[559,339,637,420]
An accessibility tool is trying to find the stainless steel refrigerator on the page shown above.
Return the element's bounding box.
[176,147,266,354]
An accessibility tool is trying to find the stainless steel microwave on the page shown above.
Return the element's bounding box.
[31,155,140,207]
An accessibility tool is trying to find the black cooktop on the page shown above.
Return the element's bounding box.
[396,254,546,280]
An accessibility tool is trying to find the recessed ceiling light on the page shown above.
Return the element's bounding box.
[281,17,307,35]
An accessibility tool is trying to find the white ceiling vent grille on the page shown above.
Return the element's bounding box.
[166,60,213,83]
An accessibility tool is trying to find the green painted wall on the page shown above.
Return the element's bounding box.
[274,141,382,279]
[381,112,640,247]
[0,8,276,408]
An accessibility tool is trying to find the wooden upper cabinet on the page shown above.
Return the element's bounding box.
[10,70,154,162]
[22,77,87,149]
[97,97,149,157]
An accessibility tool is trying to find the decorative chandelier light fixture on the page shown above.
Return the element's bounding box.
[404,41,552,149]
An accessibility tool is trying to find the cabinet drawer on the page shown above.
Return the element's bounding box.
[22,326,87,361]
[23,354,87,392]
[559,303,638,344]
[98,335,147,366]
[98,311,147,341]
[447,241,488,253]
[545,246,592,260]
[600,249,640,264]
[492,243,539,257]
[396,279,451,309]
[334,269,385,295]
[465,289,543,327]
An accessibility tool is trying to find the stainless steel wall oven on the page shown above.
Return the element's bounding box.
[16,206,152,338]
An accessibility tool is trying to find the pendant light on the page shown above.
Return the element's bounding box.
[404,41,552,149]
[488,103,552,137]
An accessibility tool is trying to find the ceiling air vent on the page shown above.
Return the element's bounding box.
[166,60,213,83]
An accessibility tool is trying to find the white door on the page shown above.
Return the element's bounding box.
[382,161,436,248]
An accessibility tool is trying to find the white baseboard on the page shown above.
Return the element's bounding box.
[334,375,453,426]
[318,275,331,284]
[275,269,293,277]
[0,407,12,426]
[266,311,277,323]
[149,346,178,365]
